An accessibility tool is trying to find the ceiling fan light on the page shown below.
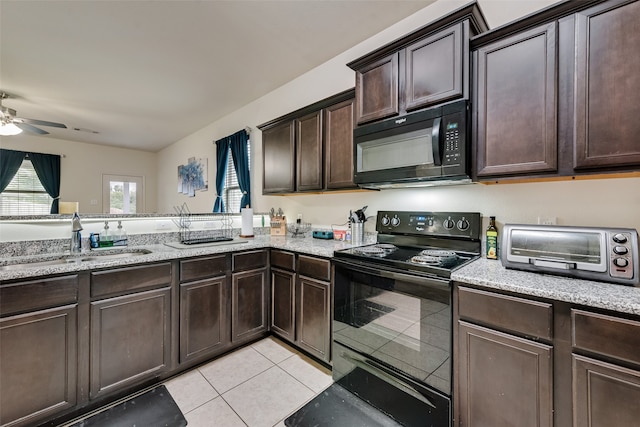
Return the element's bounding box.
[0,122,23,136]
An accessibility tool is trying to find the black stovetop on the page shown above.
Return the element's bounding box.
[334,243,478,278]
[334,211,482,279]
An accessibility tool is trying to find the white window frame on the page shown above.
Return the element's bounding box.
[102,174,144,214]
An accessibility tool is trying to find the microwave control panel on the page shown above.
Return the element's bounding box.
[442,111,466,167]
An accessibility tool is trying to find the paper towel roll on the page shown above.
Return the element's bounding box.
[241,208,254,237]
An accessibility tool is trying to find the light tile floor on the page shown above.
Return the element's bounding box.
[164,337,333,427]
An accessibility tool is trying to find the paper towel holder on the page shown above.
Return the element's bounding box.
[240,205,254,238]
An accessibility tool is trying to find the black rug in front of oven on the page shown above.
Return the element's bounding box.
[285,381,403,427]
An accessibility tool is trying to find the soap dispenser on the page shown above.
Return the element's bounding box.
[114,220,128,246]
[100,221,113,247]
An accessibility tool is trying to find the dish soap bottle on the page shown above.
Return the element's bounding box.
[486,216,498,260]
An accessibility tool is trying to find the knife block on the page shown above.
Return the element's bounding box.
[270,216,286,236]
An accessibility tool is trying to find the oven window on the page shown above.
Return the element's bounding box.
[509,230,602,264]
[357,128,434,173]
[334,266,451,395]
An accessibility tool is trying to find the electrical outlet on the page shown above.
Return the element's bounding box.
[537,216,557,225]
[156,220,172,230]
[90,199,98,205]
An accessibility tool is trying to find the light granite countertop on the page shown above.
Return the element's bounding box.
[452,258,640,316]
[0,235,362,282]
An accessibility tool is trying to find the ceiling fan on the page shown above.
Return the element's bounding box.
[0,92,67,136]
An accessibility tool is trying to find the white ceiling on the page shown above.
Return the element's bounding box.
[0,0,435,152]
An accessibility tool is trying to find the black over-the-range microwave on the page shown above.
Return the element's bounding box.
[353,100,470,189]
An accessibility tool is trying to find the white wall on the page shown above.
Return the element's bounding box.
[156,0,640,233]
[0,134,158,214]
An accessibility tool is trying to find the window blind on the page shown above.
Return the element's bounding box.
[0,158,53,215]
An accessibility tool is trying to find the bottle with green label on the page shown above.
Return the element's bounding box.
[486,216,498,260]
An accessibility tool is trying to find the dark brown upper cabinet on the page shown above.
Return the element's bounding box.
[355,53,399,123]
[262,120,295,193]
[259,89,356,194]
[324,98,356,189]
[296,110,323,191]
[348,3,488,125]
[471,0,640,182]
[473,23,558,178]
[573,0,640,170]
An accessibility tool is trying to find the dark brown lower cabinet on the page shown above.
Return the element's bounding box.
[179,255,230,364]
[296,275,331,363]
[457,321,553,427]
[0,305,78,427]
[271,267,296,342]
[232,267,268,343]
[90,287,171,399]
[180,276,229,363]
[573,354,640,427]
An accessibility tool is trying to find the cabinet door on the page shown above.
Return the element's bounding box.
[474,23,557,178]
[573,354,640,427]
[90,287,171,399]
[458,321,553,427]
[296,110,323,191]
[405,23,463,111]
[296,276,331,363]
[271,268,296,342]
[355,52,399,124]
[0,305,77,427]
[232,267,268,343]
[573,0,640,170]
[262,120,295,193]
[324,98,356,189]
[180,276,229,363]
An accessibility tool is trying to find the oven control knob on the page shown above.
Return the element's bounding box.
[613,233,628,244]
[457,219,470,231]
[391,216,401,227]
[613,246,629,255]
[381,215,390,226]
[613,258,629,268]
[443,219,455,230]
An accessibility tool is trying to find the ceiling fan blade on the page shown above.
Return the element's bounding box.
[14,122,50,135]
[16,117,67,128]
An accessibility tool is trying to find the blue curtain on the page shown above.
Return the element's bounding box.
[229,129,251,209]
[213,138,229,212]
[0,149,26,192]
[29,152,61,214]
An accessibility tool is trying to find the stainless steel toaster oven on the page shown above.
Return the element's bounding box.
[501,224,639,286]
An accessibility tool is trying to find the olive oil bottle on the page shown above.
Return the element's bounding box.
[486,216,498,260]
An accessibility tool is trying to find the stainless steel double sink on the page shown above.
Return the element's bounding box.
[0,249,152,271]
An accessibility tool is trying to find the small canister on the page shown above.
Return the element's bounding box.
[89,233,100,249]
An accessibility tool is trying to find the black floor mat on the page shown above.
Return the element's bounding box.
[285,383,403,427]
[70,385,187,427]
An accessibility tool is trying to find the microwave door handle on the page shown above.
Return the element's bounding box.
[432,117,443,166]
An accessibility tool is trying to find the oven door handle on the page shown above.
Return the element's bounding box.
[333,258,450,291]
[340,351,438,409]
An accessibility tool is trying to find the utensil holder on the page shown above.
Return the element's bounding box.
[351,222,364,245]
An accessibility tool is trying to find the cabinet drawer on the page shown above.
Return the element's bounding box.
[271,250,295,271]
[91,262,172,300]
[0,275,78,317]
[458,286,553,341]
[180,255,228,282]
[298,255,330,282]
[572,309,640,366]
[232,250,268,272]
